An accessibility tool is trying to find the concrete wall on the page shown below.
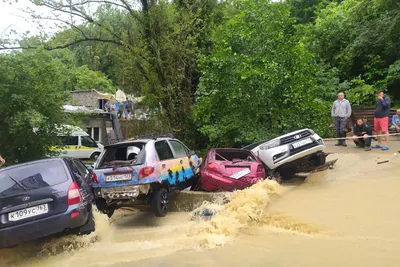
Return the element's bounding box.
[82,115,113,145]
[69,90,100,108]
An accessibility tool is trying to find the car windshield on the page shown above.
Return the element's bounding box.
[98,142,146,168]
[0,160,69,198]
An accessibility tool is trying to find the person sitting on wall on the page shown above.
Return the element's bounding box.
[390,109,400,133]
[352,118,373,151]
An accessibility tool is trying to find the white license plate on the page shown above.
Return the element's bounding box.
[292,138,313,149]
[106,173,132,182]
[230,168,251,179]
[8,204,49,222]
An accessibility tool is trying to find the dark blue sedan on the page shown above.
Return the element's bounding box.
[0,158,95,248]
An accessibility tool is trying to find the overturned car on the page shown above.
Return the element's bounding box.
[196,148,265,192]
[243,128,326,179]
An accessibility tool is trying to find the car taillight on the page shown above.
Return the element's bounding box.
[207,164,217,171]
[91,172,99,183]
[139,166,154,179]
[68,182,82,206]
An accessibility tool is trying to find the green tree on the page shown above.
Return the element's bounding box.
[0,48,70,164]
[74,65,116,93]
[194,0,331,147]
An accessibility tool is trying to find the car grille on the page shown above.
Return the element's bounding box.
[280,130,312,145]
[290,141,318,154]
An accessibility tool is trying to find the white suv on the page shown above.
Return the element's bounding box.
[243,129,326,179]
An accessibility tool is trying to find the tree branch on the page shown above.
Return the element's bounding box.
[0,38,124,51]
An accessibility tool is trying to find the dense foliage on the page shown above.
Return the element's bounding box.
[1,0,400,158]
[0,49,70,164]
[194,0,332,146]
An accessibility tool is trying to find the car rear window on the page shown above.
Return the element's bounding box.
[0,160,69,198]
[98,142,146,168]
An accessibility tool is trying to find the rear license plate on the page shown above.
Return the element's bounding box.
[230,168,251,179]
[106,173,132,182]
[292,138,313,149]
[8,204,49,222]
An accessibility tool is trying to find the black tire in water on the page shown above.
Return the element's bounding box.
[79,210,96,235]
[152,188,168,217]
[279,169,296,180]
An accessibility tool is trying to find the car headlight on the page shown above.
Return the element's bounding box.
[260,139,280,150]
[309,129,315,135]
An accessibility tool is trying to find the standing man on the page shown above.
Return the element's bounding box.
[372,90,391,150]
[0,154,5,165]
[331,92,352,147]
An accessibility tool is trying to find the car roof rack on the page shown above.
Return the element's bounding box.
[133,133,175,140]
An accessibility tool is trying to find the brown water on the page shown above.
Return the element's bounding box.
[1,145,400,267]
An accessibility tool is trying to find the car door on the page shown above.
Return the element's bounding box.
[168,140,193,181]
[154,140,180,185]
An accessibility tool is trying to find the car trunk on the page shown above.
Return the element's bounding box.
[0,160,70,229]
[93,142,147,187]
[214,149,262,178]
[93,166,142,187]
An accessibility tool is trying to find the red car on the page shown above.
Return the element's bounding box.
[198,148,266,192]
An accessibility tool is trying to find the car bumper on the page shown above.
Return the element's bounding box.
[93,184,151,201]
[200,171,263,192]
[0,205,89,248]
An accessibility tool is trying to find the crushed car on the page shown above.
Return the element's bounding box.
[0,158,95,248]
[196,148,265,192]
[91,136,201,218]
[243,128,326,179]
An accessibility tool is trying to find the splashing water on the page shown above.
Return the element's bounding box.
[0,209,111,267]
[186,179,283,248]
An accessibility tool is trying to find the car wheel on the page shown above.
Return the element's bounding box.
[190,174,201,191]
[90,152,100,161]
[309,152,326,166]
[279,169,296,180]
[79,210,95,235]
[152,188,168,217]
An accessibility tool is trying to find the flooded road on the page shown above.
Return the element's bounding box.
[1,142,400,267]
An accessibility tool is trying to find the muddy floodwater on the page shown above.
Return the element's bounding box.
[1,142,400,267]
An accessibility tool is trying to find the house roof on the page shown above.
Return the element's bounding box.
[63,105,109,114]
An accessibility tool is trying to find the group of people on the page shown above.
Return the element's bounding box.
[104,97,134,120]
[331,90,392,151]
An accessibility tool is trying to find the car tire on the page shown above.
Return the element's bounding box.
[90,152,100,161]
[190,173,201,191]
[309,152,326,166]
[152,188,168,217]
[79,210,96,235]
[279,169,296,180]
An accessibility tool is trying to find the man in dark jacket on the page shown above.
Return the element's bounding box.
[372,90,391,151]
[352,118,373,151]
